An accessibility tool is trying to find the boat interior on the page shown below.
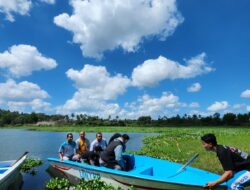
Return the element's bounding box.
[0,161,13,174]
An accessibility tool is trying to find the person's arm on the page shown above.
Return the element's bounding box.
[86,139,90,150]
[59,144,64,160]
[204,170,233,189]
[89,159,95,166]
[59,152,63,160]
[114,145,125,169]
[89,141,95,151]
[75,140,80,154]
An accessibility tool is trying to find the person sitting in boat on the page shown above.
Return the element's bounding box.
[81,146,103,166]
[100,134,130,170]
[59,133,77,161]
[108,133,122,145]
[73,131,90,161]
[89,132,107,151]
[201,133,250,190]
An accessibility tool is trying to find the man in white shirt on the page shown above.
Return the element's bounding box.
[90,132,107,151]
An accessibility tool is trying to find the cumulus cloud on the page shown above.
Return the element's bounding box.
[56,90,121,116]
[187,82,201,92]
[57,64,130,115]
[241,89,250,98]
[39,0,55,4]
[0,44,57,78]
[120,92,180,119]
[207,101,229,112]
[132,53,214,87]
[0,79,51,112]
[66,64,131,100]
[54,0,183,59]
[56,60,189,118]
[0,0,31,22]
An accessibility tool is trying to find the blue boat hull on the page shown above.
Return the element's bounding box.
[0,152,28,190]
[48,154,227,190]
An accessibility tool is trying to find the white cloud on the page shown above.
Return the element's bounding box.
[232,104,245,110]
[54,0,183,59]
[0,44,57,78]
[40,0,55,4]
[0,79,51,112]
[241,89,250,98]
[57,64,130,115]
[207,101,229,112]
[132,53,214,87]
[56,90,121,116]
[66,64,131,100]
[0,0,31,22]
[247,105,250,112]
[120,92,180,119]
[187,82,201,92]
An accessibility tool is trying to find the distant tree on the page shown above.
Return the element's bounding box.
[236,113,249,125]
[222,113,236,125]
[137,116,152,125]
[212,113,221,125]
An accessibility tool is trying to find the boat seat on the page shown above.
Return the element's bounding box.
[131,166,154,176]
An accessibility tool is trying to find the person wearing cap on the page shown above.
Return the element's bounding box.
[201,133,250,190]
[100,134,130,170]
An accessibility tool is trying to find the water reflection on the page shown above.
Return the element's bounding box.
[5,172,23,190]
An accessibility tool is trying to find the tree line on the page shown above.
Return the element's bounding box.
[0,109,250,127]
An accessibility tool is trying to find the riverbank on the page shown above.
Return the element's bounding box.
[3,125,250,133]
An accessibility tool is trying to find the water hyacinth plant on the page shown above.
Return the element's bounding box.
[46,177,136,190]
[21,157,43,175]
[46,177,69,190]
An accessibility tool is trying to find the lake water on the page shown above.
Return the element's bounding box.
[0,129,156,190]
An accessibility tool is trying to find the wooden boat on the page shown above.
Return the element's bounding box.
[48,153,227,190]
[0,152,28,190]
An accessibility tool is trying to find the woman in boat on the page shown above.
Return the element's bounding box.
[201,133,250,190]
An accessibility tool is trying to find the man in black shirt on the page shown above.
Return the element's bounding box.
[201,133,250,190]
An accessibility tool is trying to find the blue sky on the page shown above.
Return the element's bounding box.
[0,0,250,119]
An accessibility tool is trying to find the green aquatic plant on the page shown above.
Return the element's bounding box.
[21,157,43,175]
[73,178,129,190]
[46,177,70,190]
[46,178,136,190]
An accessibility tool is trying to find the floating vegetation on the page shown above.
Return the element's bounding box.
[46,177,69,190]
[46,177,136,190]
[135,130,250,174]
[21,157,43,175]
